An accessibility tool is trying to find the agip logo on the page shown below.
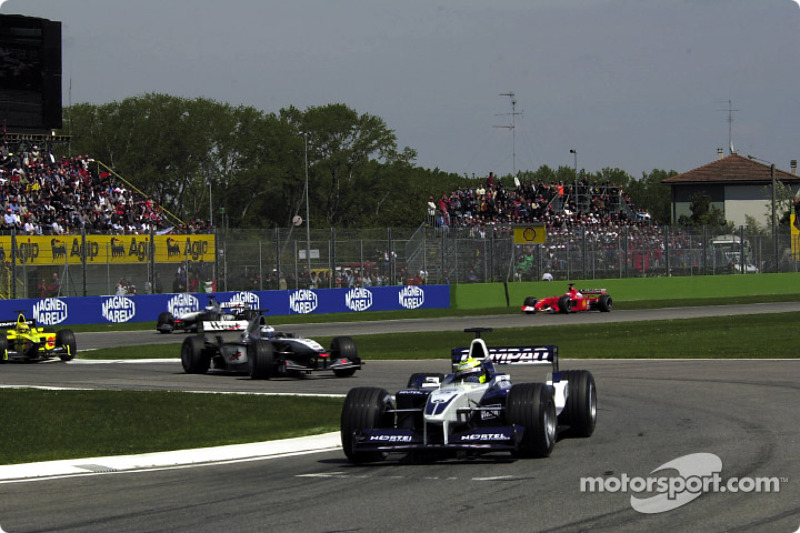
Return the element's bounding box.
[167,293,199,317]
[345,287,373,312]
[289,289,318,314]
[102,296,136,323]
[399,286,425,310]
[32,298,68,325]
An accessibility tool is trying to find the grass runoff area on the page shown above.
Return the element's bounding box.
[3,274,799,465]
[82,308,800,361]
[0,391,341,465]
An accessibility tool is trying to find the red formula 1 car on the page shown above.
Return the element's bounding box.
[521,285,612,314]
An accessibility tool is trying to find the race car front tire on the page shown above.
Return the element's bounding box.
[506,382,557,458]
[522,296,538,314]
[406,372,445,388]
[0,335,7,363]
[557,295,572,314]
[330,336,359,377]
[340,387,395,463]
[248,340,275,380]
[558,370,597,437]
[56,329,77,361]
[181,336,210,374]
[157,312,174,333]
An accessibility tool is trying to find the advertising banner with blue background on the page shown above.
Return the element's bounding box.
[0,285,449,326]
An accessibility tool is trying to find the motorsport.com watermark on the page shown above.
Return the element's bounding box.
[580,453,787,514]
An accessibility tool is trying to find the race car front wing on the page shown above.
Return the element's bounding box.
[350,425,523,453]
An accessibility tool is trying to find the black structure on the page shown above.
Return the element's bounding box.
[0,14,62,133]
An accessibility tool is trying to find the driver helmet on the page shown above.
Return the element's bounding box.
[259,325,275,339]
[455,358,486,383]
[17,323,30,334]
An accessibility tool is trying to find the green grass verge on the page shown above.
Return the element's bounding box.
[458,272,800,309]
[0,390,342,465]
[62,289,800,334]
[80,312,800,360]
[342,312,800,359]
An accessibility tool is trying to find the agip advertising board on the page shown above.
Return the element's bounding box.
[0,234,215,265]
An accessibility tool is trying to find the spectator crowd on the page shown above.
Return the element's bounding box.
[423,173,705,282]
[0,143,210,236]
[428,171,649,234]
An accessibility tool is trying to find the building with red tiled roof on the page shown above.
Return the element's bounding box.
[663,152,800,227]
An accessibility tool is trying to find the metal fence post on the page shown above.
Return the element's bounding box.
[274,227,281,287]
[388,227,394,285]
[330,227,337,286]
[293,240,299,289]
[258,240,263,291]
[149,226,155,297]
[106,242,110,295]
[10,230,16,299]
[581,228,586,279]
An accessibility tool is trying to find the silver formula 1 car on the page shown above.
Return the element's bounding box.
[340,327,596,463]
[157,297,244,334]
[180,308,362,379]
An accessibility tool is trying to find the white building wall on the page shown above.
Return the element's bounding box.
[724,184,770,227]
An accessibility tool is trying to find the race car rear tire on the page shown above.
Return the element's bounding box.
[558,370,597,437]
[248,340,275,380]
[56,329,77,361]
[157,312,174,333]
[330,336,359,377]
[557,295,572,314]
[0,335,7,363]
[406,372,445,388]
[506,382,557,458]
[181,336,210,374]
[522,296,538,314]
[597,294,612,312]
[340,387,395,463]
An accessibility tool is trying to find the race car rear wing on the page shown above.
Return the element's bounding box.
[577,288,607,295]
[450,344,559,371]
[0,318,36,329]
[199,320,249,333]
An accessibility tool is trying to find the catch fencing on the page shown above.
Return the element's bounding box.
[1,224,798,298]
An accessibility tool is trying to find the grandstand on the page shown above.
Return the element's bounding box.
[0,137,217,299]
[429,178,640,232]
[0,140,186,236]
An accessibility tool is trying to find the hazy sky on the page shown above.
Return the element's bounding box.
[4,0,800,178]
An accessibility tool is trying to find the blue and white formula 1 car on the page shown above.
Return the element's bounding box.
[340,327,596,463]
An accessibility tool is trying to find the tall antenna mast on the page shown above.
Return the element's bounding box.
[494,92,523,177]
[717,99,740,154]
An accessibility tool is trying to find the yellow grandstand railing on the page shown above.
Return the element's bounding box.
[94,161,186,229]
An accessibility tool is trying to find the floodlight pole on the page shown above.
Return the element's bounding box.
[748,155,779,271]
[304,132,312,277]
[570,149,578,208]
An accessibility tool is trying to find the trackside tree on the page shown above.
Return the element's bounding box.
[60,93,677,231]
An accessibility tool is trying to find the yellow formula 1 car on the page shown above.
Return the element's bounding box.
[0,312,77,363]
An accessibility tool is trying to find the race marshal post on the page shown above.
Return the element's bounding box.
[506,224,547,307]
[513,224,547,245]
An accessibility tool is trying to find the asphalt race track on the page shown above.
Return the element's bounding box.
[76,301,800,349]
[0,305,798,532]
